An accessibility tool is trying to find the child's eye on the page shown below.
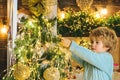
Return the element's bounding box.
[96,42,99,44]
[90,41,94,44]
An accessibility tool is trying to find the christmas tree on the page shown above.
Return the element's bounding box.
[3,0,73,80]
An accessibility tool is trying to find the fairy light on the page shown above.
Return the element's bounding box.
[100,8,107,15]
[61,11,65,19]
[58,11,65,20]
[1,27,7,34]
[95,12,100,18]
[28,20,33,26]
[28,19,37,28]
[95,8,108,18]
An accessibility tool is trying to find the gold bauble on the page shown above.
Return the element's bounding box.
[28,0,45,16]
[13,62,31,80]
[43,67,60,80]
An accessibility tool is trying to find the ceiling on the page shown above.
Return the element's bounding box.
[58,0,120,9]
[58,0,120,16]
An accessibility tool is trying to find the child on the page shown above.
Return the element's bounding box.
[61,27,118,80]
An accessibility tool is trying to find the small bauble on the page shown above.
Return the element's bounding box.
[43,67,60,80]
[13,62,31,80]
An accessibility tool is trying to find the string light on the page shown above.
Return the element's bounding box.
[28,20,33,26]
[28,19,37,27]
[95,8,108,18]
[58,11,65,20]
[95,12,100,18]
[61,11,65,19]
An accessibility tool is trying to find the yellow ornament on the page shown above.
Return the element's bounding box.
[28,0,45,16]
[13,62,31,80]
[43,67,60,80]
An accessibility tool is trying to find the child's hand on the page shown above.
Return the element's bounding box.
[60,38,71,48]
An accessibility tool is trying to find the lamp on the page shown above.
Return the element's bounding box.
[1,3,8,35]
[1,25,7,34]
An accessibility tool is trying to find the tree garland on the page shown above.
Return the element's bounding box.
[57,10,120,37]
[106,13,120,36]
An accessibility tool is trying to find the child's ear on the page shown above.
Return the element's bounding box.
[105,47,110,51]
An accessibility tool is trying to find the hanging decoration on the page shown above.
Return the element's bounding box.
[28,0,57,17]
[13,62,31,80]
[43,67,60,80]
[28,0,46,16]
[76,0,93,11]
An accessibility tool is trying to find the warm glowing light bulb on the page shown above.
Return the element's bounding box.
[28,20,34,27]
[60,11,65,19]
[1,25,7,34]
[100,8,107,15]
[29,21,33,25]
[95,13,100,18]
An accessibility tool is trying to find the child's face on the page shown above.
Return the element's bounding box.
[90,39,109,53]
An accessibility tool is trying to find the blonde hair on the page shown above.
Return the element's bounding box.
[89,27,118,53]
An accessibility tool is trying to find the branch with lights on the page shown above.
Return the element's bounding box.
[57,9,105,37]
[57,8,120,37]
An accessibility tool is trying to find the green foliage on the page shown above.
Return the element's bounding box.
[58,10,120,37]
[106,13,120,36]
[57,11,105,37]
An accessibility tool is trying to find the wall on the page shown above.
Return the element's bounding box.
[112,37,120,66]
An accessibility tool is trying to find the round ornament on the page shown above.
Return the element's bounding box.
[13,62,31,80]
[43,67,60,80]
